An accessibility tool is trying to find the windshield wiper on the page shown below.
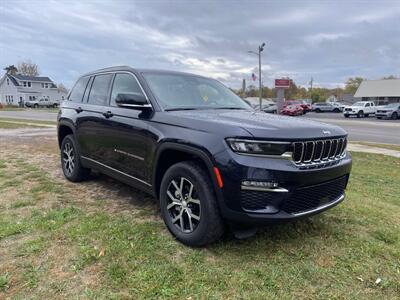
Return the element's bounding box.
[164,107,199,111]
[213,107,249,110]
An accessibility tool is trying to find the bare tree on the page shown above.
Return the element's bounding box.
[17,60,39,76]
[57,83,69,94]
[3,65,18,75]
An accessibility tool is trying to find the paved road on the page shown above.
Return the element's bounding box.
[301,112,400,145]
[1,110,399,145]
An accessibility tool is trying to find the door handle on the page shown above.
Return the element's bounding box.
[75,107,83,113]
[102,111,114,118]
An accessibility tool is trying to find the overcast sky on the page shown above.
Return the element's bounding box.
[1,0,399,89]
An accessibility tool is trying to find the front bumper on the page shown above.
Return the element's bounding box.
[214,150,352,224]
[376,112,392,118]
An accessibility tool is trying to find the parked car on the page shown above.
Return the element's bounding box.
[312,102,342,113]
[58,66,352,246]
[284,100,309,114]
[343,101,375,118]
[254,103,277,114]
[376,103,400,120]
[25,98,59,108]
[281,104,304,116]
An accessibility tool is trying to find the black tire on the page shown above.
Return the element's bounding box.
[391,112,398,120]
[60,134,90,182]
[333,108,340,113]
[357,111,364,118]
[344,114,349,118]
[53,103,58,108]
[377,117,382,119]
[34,104,39,108]
[315,108,321,113]
[159,161,224,246]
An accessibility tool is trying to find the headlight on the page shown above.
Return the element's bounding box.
[226,138,291,156]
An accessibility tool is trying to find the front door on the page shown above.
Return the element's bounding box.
[100,72,152,183]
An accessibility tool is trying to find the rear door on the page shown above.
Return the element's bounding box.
[75,73,114,163]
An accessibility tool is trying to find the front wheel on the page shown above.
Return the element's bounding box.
[357,111,364,118]
[61,134,90,182]
[392,112,398,120]
[34,104,39,108]
[160,161,224,246]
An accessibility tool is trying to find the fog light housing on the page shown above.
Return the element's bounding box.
[241,180,288,192]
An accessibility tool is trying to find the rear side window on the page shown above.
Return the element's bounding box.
[68,77,89,102]
[110,73,145,106]
[87,74,113,106]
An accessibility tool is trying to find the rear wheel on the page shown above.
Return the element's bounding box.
[34,104,39,108]
[61,134,90,182]
[392,112,398,120]
[160,161,224,246]
[333,108,340,113]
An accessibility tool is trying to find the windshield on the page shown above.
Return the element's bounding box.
[353,101,367,106]
[143,73,251,110]
[385,103,399,108]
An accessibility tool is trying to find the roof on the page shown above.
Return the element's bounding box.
[6,74,20,86]
[12,74,53,83]
[354,79,400,97]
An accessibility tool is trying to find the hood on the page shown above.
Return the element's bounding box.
[164,109,347,140]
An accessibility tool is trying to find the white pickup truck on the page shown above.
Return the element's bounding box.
[343,101,375,118]
[25,98,59,108]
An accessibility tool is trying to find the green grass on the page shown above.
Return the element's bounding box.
[353,142,400,152]
[0,117,56,126]
[0,120,47,129]
[0,153,399,299]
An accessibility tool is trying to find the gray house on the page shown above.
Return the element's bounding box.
[0,73,68,106]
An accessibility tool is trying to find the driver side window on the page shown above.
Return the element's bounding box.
[110,73,145,107]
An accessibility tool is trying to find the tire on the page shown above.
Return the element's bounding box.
[333,108,340,113]
[344,114,349,118]
[357,111,364,118]
[377,117,382,119]
[159,161,224,246]
[53,103,58,108]
[315,108,321,113]
[365,114,369,117]
[391,112,398,120]
[60,134,90,182]
[34,104,39,108]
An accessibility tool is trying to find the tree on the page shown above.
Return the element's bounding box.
[57,83,69,94]
[382,75,397,79]
[345,77,364,95]
[17,60,39,76]
[3,65,18,75]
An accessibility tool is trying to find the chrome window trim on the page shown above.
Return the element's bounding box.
[81,156,151,187]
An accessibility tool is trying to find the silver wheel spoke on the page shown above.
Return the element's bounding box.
[188,198,200,205]
[190,213,200,221]
[187,210,194,232]
[171,210,183,223]
[167,190,179,202]
[167,201,181,210]
[188,182,194,199]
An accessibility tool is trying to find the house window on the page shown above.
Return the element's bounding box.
[41,83,49,88]
[28,82,31,87]
[23,81,27,87]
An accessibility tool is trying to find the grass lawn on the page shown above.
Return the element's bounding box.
[0,118,56,129]
[0,147,399,299]
[353,142,400,152]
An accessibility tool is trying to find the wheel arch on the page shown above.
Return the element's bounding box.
[152,143,220,201]
[57,120,75,148]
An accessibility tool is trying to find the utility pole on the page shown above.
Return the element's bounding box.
[248,42,266,110]
[309,77,313,91]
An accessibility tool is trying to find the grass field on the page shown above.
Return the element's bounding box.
[0,142,399,299]
[0,118,56,129]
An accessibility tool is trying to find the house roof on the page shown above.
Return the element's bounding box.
[12,74,54,83]
[6,74,20,86]
[354,79,400,97]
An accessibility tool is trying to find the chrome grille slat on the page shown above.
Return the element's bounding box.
[291,137,347,167]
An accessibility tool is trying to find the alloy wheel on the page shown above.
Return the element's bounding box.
[62,142,75,176]
[166,177,201,233]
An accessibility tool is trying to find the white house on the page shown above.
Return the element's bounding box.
[0,73,68,105]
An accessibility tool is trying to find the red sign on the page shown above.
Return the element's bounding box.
[275,79,291,89]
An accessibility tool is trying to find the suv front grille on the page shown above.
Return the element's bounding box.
[292,137,346,168]
[240,176,347,213]
[281,176,347,214]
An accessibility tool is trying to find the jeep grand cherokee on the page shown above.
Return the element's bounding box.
[58,66,352,246]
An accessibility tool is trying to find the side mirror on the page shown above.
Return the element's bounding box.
[115,93,151,110]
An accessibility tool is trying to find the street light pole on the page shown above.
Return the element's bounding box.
[249,42,266,110]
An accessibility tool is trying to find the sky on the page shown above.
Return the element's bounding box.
[1,0,399,89]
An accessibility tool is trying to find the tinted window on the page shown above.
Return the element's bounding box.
[87,74,113,106]
[110,73,145,106]
[69,77,89,102]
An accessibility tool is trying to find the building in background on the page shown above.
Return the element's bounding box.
[354,79,400,105]
[0,74,68,106]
